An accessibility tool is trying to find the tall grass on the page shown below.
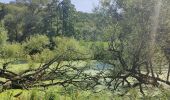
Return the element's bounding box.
[1,87,170,100]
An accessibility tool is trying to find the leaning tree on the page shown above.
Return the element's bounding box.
[92,0,170,95]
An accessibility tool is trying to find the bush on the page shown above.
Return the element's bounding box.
[23,34,50,55]
[0,43,23,59]
[53,37,90,60]
[45,92,56,100]
[90,42,109,60]
[36,49,55,62]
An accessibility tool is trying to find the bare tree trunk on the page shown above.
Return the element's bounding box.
[167,61,170,81]
[149,59,155,78]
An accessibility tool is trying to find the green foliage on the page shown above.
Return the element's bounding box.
[45,91,56,100]
[1,0,102,42]
[36,48,55,62]
[0,25,8,46]
[74,21,97,40]
[1,91,13,100]
[74,12,101,41]
[90,42,109,60]
[61,0,76,36]
[53,36,90,60]
[1,0,170,99]
[29,89,40,100]
[53,37,79,52]
[23,34,49,55]
[0,86,170,100]
[0,43,23,59]
[3,4,26,41]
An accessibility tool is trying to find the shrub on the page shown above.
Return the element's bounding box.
[23,34,50,56]
[36,49,55,62]
[45,92,56,100]
[0,43,23,59]
[53,37,90,60]
[90,42,109,60]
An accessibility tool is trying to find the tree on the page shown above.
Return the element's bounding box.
[0,25,8,46]
[21,4,44,40]
[74,12,101,41]
[157,0,170,81]
[42,0,62,37]
[93,0,170,95]
[3,4,26,42]
[0,4,6,22]
[60,0,75,36]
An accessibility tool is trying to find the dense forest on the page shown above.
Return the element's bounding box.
[1,0,170,99]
